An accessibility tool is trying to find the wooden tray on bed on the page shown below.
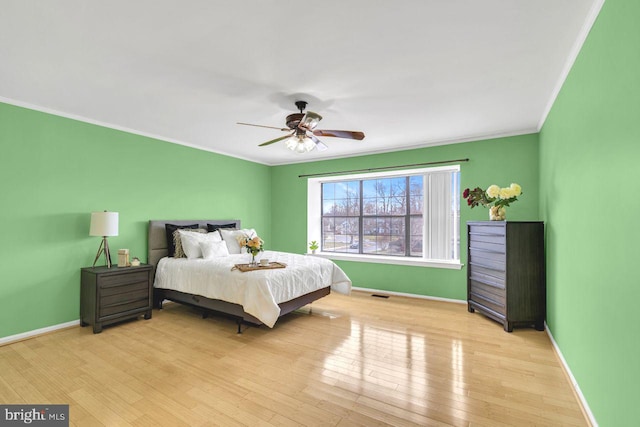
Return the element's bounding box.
[232,262,287,272]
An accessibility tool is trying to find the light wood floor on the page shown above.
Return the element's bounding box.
[0,291,588,426]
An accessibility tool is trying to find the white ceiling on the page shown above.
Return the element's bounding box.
[0,0,601,166]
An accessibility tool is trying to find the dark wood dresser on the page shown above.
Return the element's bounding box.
[80,264,153,333]
[467,221,545,332]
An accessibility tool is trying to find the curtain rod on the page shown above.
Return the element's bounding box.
[298,158,469,178]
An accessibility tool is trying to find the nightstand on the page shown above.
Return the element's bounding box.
[80,264,153,333]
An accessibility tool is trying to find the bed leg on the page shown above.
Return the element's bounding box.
[153,295,163,309]
[202,311,209,319]
[236,319,242,334]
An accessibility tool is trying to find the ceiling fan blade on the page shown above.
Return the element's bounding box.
[298,111,323,131]
[310,134,328,152]
[312,129,365,140]
[237,122,289,131]
[258,133,294,147]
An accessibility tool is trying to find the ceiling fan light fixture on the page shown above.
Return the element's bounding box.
[285,135,299,151]
[301,137,316,152]
[286,135,315,153]
[299,111,323,131]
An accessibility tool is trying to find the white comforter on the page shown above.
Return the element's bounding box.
[154,251,351,327]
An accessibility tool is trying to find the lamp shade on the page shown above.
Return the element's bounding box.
[89,211,119,237]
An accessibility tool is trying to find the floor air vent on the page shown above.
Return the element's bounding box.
[371,294,389,299]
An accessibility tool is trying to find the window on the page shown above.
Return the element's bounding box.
[307,165,461,269]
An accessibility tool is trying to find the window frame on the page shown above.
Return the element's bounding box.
[307,165,462,270]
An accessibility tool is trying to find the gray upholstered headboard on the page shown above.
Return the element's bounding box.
[148,219,241,269]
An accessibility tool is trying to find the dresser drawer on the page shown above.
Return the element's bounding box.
[98,271,150,288]
[468,239,505,253]
[469,262,505,282]
[469,291,506,316]
[469,232,505,245]
[469,279,505,302]
[468,223,505,236]
[469,248,505,270]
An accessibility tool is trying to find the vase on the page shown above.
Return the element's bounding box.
[489,206,506,221]
[249,251,258,266]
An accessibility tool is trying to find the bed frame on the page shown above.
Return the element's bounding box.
[148,220,330,333]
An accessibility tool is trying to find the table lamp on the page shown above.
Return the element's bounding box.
[90,211,119,268]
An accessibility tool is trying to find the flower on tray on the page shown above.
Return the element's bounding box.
[238,233,264,256]
[463,183,522,209]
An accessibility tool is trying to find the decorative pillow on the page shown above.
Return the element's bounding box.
[200,240,230,259]
[206,223,237,232]
[178,230,223,259]
[219,228,257,254]
[173,228,206,258]
[165,223,198,257]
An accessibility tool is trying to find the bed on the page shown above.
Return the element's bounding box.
[148,220,351,332]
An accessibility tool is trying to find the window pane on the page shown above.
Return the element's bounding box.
[346,234,359,252]
[390,177,406,195]
[410,216,423,256]
[323,200,338,216]
[322,182,335,200]
[363,218,377,235]
[391,217,405,236]
[346,197,360,216]
[410,236,423,256]
[390,196,406,215]
[347,181,360,197]
[410,175,424,214]
[362,180,377,198]
[376,199,388,215]
[363,198,376,215]
[388,235,405,255]
[322,217,335,251]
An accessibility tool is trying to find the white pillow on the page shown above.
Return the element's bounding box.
[219,228,257,254]
[178,230,223,259]
[200,240,230,259]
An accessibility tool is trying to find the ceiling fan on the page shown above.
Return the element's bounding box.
[237,101,365,153]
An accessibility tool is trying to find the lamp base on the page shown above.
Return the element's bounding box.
[92,236,113,268]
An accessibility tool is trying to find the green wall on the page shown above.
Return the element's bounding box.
[539,0,639,425]
[271,133,540,300]
[0,102,271,339]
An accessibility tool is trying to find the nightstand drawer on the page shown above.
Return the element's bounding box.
[100,299,149,318]
[98,271,150,288]
[100,280,148,298]
[101,287,149,306]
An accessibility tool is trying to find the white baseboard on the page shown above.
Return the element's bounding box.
[545,324,598,427]
[0,320,80,346]
[351,286,466,305]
